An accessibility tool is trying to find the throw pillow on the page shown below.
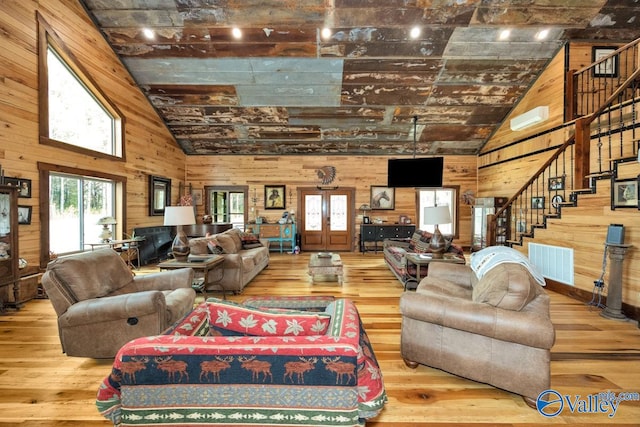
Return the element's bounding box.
[205,298,331,337]
[215,233,238,254]
[207,239,225,255]
[239,232,263,250]
[408,230,432,252]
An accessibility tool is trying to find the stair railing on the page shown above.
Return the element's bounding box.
[487,40,640,246]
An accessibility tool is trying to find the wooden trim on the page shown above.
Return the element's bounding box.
[545,278,639,325]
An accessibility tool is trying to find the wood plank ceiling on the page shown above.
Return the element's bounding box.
[80,0,640,156]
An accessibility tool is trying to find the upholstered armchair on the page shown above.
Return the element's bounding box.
[42,248,196,358]
[399,261,555,406]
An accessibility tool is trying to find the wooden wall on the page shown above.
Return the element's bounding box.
[186,155,478,247]
[0,0,187,270]
[479,42,640,316]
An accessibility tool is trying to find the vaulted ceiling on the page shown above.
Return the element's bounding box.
[80,0,640,156]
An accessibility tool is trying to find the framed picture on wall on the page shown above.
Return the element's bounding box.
[592,46,618,77]
[264,185,286,209]
[18,205,32,224]
[531,196,545,209]
[611,178,638,209]
[370,186,395,210]
[149,175,171,216]
[3,177,32,198]
[548,176,564,191]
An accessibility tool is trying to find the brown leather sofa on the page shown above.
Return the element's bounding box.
[399,262,555,406]
[42,248,196,358]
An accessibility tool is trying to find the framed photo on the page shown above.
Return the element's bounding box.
[191,188,203,206]
[551,194,564,210]
[3,177,32,198]
[265,185,286,209]
[611,178,638,209]
[18,205,32,224]
[399,215,407,224]
[592,46,618,78]
[548,176,564,191]
[516,219,527,233]
[149,175,171,216]
[370,186,395,210]
[531,196,545,209]
[363,216,371,224]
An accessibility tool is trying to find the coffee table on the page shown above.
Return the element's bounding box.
[404,252,465,290]
[158,255,226,299]
[308,253,343,285]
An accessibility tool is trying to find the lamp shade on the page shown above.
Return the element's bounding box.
[423,206,451,225]
[96,216,117,225]
[163,206,196,226]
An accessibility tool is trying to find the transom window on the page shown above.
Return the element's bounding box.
[38,15,123,159]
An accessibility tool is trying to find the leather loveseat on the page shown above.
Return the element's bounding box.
[97,297,387,426]
[399,259,555,407]
[188,227,269,294]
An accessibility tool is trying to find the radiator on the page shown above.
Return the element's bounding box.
[528,243,574,285]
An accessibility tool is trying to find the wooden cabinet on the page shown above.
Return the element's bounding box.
[360,224,416,253]
[248,223,296,253]
[471,197,510,252]
[0,185,19,310]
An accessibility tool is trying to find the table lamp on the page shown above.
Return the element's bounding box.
[97,216,117,242]
[423,206,451,259]
[164,206,196,261]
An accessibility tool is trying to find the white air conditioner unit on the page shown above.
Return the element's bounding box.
[510,106,549,131]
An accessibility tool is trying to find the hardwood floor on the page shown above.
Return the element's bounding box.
[0,252,639,426]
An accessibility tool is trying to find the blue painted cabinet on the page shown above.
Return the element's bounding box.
[249,223,296,253]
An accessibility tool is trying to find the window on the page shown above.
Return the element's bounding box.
[205,186,248,229]
[49,173,115,255]
[38,14,123,159]
[418,187,459,237]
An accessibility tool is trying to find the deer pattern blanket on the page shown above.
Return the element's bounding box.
[97,299,387,426]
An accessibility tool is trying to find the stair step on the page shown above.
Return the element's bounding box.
[505,239,522,245]
[572,188,594,194]
[585,171,613,179]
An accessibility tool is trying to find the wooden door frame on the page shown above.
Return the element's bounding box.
[297,187,356,252]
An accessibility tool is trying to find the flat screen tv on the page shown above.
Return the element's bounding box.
[387,157,443,187]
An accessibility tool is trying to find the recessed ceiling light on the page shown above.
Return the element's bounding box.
[232,27,242,39]
[499,29,510,40]
[321,28,332,40]
[410,26,421,39]
[142,28,155,40]
[536,28,550,40]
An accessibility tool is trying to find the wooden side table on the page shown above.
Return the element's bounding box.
[404,252,465,290]
[158,255,226,299]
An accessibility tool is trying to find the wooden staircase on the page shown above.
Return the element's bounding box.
[488,38,640,247]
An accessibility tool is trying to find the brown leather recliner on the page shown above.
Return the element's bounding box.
[399,262,555,407]
[42,248,196,358]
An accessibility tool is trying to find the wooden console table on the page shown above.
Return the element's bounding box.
[360,224,415,253]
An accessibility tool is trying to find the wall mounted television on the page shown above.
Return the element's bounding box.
[387,157,444,187]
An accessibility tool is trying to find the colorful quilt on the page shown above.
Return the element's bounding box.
[97,298,387,426]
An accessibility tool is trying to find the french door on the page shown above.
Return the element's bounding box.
[299,187,354,252]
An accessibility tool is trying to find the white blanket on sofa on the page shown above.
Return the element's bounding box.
[470,246,546,286]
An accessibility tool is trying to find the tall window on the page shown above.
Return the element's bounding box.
[49,173,115,255]
[38,15,123,158]
[418,187,459,237]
